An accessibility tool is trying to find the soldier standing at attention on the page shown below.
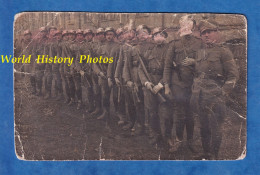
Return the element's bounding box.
[43,26,57,99]
[115,25,138,129]
[32,27,48,96]
[69,29,86,110]
[138,27,170,145]
[89,28,106,117]
[163,16,202,152]
[123,25,151,136]
[93,27,119,121]
[190,20,239,159]
[60,30,71,103]
[49,30,63,100]
[19,30,35,94]
[81,29,95,113]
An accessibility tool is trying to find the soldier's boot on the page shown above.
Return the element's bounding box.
[90,107,102,116]
[31,86,36,95]
[131,123,145,136]
[36,90,42,96]
[64,98,70,104]
[187,139,198,153]
[122,121,134,131]
[77,100,82,110]
[117,113,126,126]
[68,98,75,106]
[169,138,183,153]
[86,103,95,113]
[97,109,108,120]
[44,91,51,99]
[149,133,160,145]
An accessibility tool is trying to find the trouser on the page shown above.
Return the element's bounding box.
[98,77,109,112]
[126,86,144,128]
[52,72,62,95]
[35,70,44,93]
[198,95,225,157]
[171,85,194,141]
[92,75,101,110]
[65,74,75,100]
[43,71,52,95]
[111,85,126,115]
[60,65,70,100]
[190,77,226,157]
[82,73,94,110]
[72,73,82,102]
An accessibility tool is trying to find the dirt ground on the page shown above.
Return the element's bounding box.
[14,76,246,161]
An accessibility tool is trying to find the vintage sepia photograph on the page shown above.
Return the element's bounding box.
[13,12,247,160]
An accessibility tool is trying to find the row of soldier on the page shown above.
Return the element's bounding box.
[15,15,239,160]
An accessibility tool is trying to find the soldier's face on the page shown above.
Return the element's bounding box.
[105,31,115,42]
[24,34,32,41]
[96,33,105,42]
[85,33,93,42]
[76,34,84,42]
[153,33,166,44]
[49,28,57,37]
[55,34,62,41]
[62,35,69,41]
[126,30,135,41]
[69,34,76,41]
[201,29,218,44]
[39,31,47,39]
[137,30,150,41]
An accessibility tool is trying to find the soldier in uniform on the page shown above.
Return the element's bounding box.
[93,27,119,121]
[32,27,48,96]
[138,27,170,145]
[69,29,86,109]
[107,27,126,125]
[122,25,151,135]
[16,30,35,93]
[49,30,63,100]
[190,20,239,159]
[65,30,77,105]
[89,28,106,117]
[81,29,95,113]
[43,26,57,99]
[163,16,202,152]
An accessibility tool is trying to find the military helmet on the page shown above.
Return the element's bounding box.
[39,27,47,32]
[198,20,217,34]
[68,29,76,35]
[84,29,94,35]
[96,27,105,34]
[48,26,57,32]
[62,30,69,36]
[76,29,84,35]
[54,30,62,36]
[105,27,116,34]
[116,27,125,37]
[23,30,32,36]
[136,24,151,34]
[152,27,168,38]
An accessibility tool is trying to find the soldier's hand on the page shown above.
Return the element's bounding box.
[164,84,173,100]
[127,81,134,89]
[115,78,121,86]
[182,57,195,66]
[108,78,113,88]
[80,70,85,76]
[99,72,106,79]
[145,82,155,93]
[153,83,164,94]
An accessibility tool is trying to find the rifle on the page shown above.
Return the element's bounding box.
[137,50,167,104]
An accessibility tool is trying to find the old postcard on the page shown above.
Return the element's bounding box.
[13,12,247,160]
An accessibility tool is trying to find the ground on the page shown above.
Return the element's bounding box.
[14,76,246,160]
